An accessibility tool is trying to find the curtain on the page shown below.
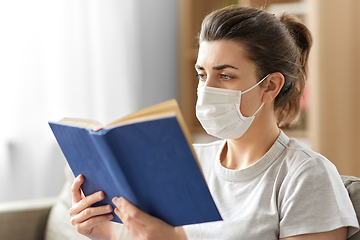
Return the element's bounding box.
[0,0,143,202]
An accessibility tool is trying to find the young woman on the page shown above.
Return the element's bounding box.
[69,6,359,240]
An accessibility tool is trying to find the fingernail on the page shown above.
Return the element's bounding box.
[115,206,123,214]
[98,191,104,199]
[112,197,123,205]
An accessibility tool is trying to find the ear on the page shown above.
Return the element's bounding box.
[261,72,284,103]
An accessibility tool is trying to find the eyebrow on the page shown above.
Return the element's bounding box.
[195,64,238,70]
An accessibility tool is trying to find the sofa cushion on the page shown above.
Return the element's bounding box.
[0,197,54,240]
[342,175,360,240]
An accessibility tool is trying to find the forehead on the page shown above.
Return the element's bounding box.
[196,40,254,69]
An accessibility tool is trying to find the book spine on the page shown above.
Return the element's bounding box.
[89,132,140,209]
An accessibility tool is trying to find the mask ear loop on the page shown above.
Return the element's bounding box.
[251,102,265,117]
[242,74,270,117]
[242,74,270,94]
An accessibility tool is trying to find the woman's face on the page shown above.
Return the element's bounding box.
[195,40,264,117]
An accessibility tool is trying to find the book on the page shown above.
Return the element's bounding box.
[49,99,222,226]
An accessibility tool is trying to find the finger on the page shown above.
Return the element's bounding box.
[73,205,113,224]
[69,191,105,217]
[113,197,154,226]
[114,205,144,229]
[74,213,114,235]
[71,174,84,204]
[114,205,142,238]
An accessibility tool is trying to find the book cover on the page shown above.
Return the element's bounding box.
[49,100,222,226]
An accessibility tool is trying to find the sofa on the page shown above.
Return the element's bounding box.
[0,197,55,240]
[1,175,360,240]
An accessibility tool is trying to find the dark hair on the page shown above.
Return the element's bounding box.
[199,6,312,127]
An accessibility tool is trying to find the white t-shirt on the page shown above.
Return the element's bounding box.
[184,130,359,239]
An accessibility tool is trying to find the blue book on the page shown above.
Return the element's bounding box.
[49,99,222,226]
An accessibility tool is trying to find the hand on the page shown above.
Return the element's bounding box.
[69,174,116,240]
[112,197,187,240]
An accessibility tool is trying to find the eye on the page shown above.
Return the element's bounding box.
[196,74,206,81]
[220,74,233,81]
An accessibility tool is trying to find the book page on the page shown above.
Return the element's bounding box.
[58,118,104,131]
[105,99,179,128]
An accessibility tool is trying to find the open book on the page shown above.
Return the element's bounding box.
[49,99,222,226]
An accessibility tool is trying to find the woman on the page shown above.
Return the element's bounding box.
[69,6,359,240]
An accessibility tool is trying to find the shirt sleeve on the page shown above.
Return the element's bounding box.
[278,157,359,238]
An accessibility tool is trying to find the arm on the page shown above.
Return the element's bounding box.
[112,197,187,240]
[69,174,116,240]
[280,227,347,240]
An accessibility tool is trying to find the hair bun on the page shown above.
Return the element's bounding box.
[279,14,313,76]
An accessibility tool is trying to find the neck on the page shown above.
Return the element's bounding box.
[220,107,280,170]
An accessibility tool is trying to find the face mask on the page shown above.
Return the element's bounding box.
[196,74,269,139]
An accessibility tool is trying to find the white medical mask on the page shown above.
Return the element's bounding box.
[196,74,269,139]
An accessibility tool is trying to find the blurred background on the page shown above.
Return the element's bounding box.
[0,0,178,202]
[0,0,359,203]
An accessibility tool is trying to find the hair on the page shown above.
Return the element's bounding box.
[199,6,312,127]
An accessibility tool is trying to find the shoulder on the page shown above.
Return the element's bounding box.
[284,136,322,161]
[275,133,349,213]
[277,137,359,238]
[192,140,225,172]
[280,137,337,178]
